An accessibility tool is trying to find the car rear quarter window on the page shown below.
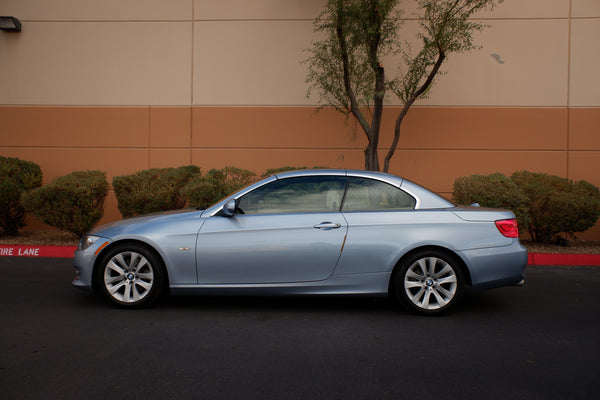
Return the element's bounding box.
[342,177,416,212]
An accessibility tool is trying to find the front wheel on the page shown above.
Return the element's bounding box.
[96,244,165,308]
[394,250,464,315]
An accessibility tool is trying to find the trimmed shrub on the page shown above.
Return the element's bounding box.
[511,171,600,243]
[453,171,600,243]
[0,156,43,236]
[452,173,529,228]
[182,167,256,209]
[113,166,200,218]
[22,170,109,238]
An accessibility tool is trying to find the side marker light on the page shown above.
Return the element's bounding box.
[94,241,109,256]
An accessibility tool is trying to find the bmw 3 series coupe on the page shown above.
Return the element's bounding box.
[73,169,527,314]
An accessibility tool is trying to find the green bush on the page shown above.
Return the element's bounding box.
[182,167,256,209]
[113,166,200,218]
[452,173,529,228]
[511,171,600,243]
[0,156,43,236]
[22,171,109,238]
[453,171,600,243]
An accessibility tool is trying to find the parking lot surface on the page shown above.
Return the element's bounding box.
[1,257,599,399]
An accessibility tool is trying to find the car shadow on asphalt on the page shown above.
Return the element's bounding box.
[162,294,395,313]
[68,285,514,316]
[156,288,512,316]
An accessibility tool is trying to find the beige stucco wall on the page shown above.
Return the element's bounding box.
[3,0,597,107]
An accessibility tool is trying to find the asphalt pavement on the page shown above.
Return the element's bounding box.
[1,257,599,400]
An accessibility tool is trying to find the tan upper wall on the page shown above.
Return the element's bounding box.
[570,19,600,106]
[0,0,193,21]
[193,20,316,106]
[195,0,324,20]
[572,0,600,17]
[1,0,584,21]
[0,22,192,105]
[3,0,598,21]
[1,1,598,107]
[398,19,570,107]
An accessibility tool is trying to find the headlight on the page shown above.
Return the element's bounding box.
[79,235,101,250]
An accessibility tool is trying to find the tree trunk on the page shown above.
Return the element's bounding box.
[364,138,380,171]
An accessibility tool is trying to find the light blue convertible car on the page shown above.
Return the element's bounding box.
[73,169,527,314]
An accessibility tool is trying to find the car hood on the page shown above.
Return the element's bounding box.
[89,208,205,237]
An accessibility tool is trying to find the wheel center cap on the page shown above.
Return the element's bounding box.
[425,279,434,287]
[127,273,135,280]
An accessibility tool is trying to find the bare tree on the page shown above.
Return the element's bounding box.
[306,0,503,172]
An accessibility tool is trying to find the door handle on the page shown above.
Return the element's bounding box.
[313,222,341,230]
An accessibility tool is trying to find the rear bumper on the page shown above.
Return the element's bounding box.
[460,241,528,291]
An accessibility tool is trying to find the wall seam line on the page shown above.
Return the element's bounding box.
[147,107,151,169]
[566,0,572,179]
[190,0,195,164]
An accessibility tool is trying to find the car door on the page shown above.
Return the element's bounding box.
[335,177,418,275]
[195,176,348,284]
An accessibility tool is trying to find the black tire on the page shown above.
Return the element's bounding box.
[96,243,165,308]
[394,250,464,315]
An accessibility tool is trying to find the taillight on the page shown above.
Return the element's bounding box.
[495,219,519,238]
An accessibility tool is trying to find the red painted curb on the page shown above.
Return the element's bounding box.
[0,245,77,258]
[1,245,599,265]
[528,253,600,266]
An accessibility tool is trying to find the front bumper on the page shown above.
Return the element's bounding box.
[72,238,113,292]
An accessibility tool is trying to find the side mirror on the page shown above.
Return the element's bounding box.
[222,199,236,217]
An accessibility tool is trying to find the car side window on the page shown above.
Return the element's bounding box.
[237,176,348,214]
[342,177,416,212]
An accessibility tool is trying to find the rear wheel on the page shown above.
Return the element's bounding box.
[394,250,464,315]
[96,244,165,308]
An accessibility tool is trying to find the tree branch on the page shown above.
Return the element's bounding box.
[335,1,372,140]
[383,50,446,172]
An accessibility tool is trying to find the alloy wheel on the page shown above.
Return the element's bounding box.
[403,256,458,311]
[103,251,155,304]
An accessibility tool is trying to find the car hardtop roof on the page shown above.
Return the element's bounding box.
[203,169,452,216]
[271,169,453,209]
[273,169,404,184]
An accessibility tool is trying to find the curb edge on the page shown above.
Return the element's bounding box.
[1,245,600,266]
[0,245,77,258]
